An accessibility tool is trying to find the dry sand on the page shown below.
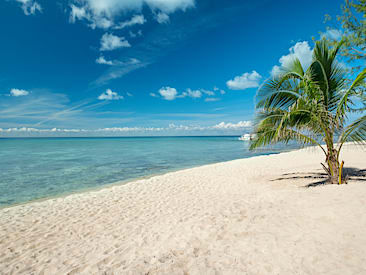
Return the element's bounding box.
[0,144,365,274]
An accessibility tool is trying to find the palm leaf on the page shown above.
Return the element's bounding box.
[336,67,366,122]
[339,114,366,145]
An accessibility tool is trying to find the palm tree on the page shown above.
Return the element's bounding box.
[250,39,366,185]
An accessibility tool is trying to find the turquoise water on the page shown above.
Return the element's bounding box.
[0,137,299,207]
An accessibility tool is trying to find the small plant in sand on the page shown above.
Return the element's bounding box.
[250,39,366,185]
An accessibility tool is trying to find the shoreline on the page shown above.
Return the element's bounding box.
[1,143,365,274]
[0,145,296,210]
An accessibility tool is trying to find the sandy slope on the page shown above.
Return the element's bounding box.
[0,144,365,274]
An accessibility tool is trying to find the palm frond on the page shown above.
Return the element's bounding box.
[335,67,366,122]
[339,114,366,145]
[256,89,301,110]
[337,114,366,159]
[250,126,325,154]
[284,57,305,77]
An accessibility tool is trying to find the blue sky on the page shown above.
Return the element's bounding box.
[0,0,346,136]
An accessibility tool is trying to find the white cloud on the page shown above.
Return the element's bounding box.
[69,4,113,29]
[95,56,114,65]
[154,87,221,100]
[156,12,170,23]
[93,18,114,29]
[96,56,141,68]
[69,0,195,29]
[69,4,114,29]
[213,121,252,129]
[180,89,214,98]
[10,88,29,97]
[146,0,195,13]
[159,86,178,100]
[271,41,313,77]
[183,88,202,98]
[0,120,252,137]
[226,71,262,90]
[98,89,123,100]
[202,89,215,96]
[126,92,133,97]
[100,33,131,51]
[69,5,88,22]
[270,65,282,78]
[115,14,146,29]
[321,28,343,41]
[14,0,42,15]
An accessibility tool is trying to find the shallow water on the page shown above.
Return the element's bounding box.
[0,136,299,207]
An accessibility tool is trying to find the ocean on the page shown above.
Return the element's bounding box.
[0,136,299,207]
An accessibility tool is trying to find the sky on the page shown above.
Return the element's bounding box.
[0,0,346,137]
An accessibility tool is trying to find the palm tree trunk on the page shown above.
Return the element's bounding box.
[326,147,341,184]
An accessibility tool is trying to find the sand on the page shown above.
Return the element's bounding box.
[0,144,365,274]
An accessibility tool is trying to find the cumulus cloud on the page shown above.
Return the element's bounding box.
[69,4,116,29]
[10,88,29,97]
[69,5,88,22]
[126,92,133,97]
[321,28,343,41]
[96,56,114,65]
[183,88,202,98]
[100,33,131,51]
[115,14,146,29]
[69,0,195,29]
[271,41,313,77]
[14,0,42,15]
[156,12,170,23]
[69,4,112,29]
[226,71,262,90]
[98,89,123,100]
[159,86,178,100]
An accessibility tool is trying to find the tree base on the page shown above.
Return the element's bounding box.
[321,160,348,185]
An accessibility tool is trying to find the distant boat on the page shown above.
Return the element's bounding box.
[238,134,253,141]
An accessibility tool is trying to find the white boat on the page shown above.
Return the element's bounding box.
[238,134,252,141]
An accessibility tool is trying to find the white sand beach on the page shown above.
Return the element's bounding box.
[0,144,365,274]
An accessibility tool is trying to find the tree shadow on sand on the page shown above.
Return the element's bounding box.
[271,167,366,187]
